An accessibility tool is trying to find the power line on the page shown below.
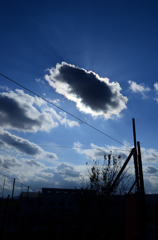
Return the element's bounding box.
[0,73,131,150]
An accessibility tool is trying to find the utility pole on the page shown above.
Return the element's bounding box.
[132,118,148,240]
[137,141,148,240]
[132,118,140,192]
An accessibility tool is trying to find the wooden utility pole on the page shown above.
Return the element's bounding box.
[137,141,148,240]
[132,118,148,240]
[132,118,140,192]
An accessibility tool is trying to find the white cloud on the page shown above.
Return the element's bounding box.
[73,141,158,166]
[43,107,79,128]
[154,82,158,93]
[128,80,150,99]
[155,98,158,103]
[52,99,60,104]
[73,142,129,162]
[0,163,83,195]
[0,156,23,169]
[25,159,45,168]
[56,163,80,178]
[67,119,79,127]
[0,85,9,91]
[144,165,158,174]
[144,176,158,194]
[141,148,158,164]
[35,78,44,84]
[154,83,158,103]
[45,62,128,119]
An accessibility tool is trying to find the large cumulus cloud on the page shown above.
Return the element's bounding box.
[0,89,58,132]
[0,130,42,156]
[45,62,128,118]
[0,89,79,132]
[0,130,58,161]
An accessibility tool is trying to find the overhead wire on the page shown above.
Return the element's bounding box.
[0,73,131,150]
[2,142,131,151]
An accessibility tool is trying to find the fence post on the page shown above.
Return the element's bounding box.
[12,178,15,200]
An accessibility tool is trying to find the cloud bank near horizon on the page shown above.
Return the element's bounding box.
[45,62,128,119]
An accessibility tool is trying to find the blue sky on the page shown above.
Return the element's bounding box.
[0,0,158,195]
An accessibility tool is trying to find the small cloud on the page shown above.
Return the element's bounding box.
[128,80,150,99]
[52,99,60,104]
[46,152,58,160]
[154,83,158,103]
[155,98,158,103]
[154,82,158,93]
[25,159,44,168]
[35,78,44,84]
[67,119,79,127]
